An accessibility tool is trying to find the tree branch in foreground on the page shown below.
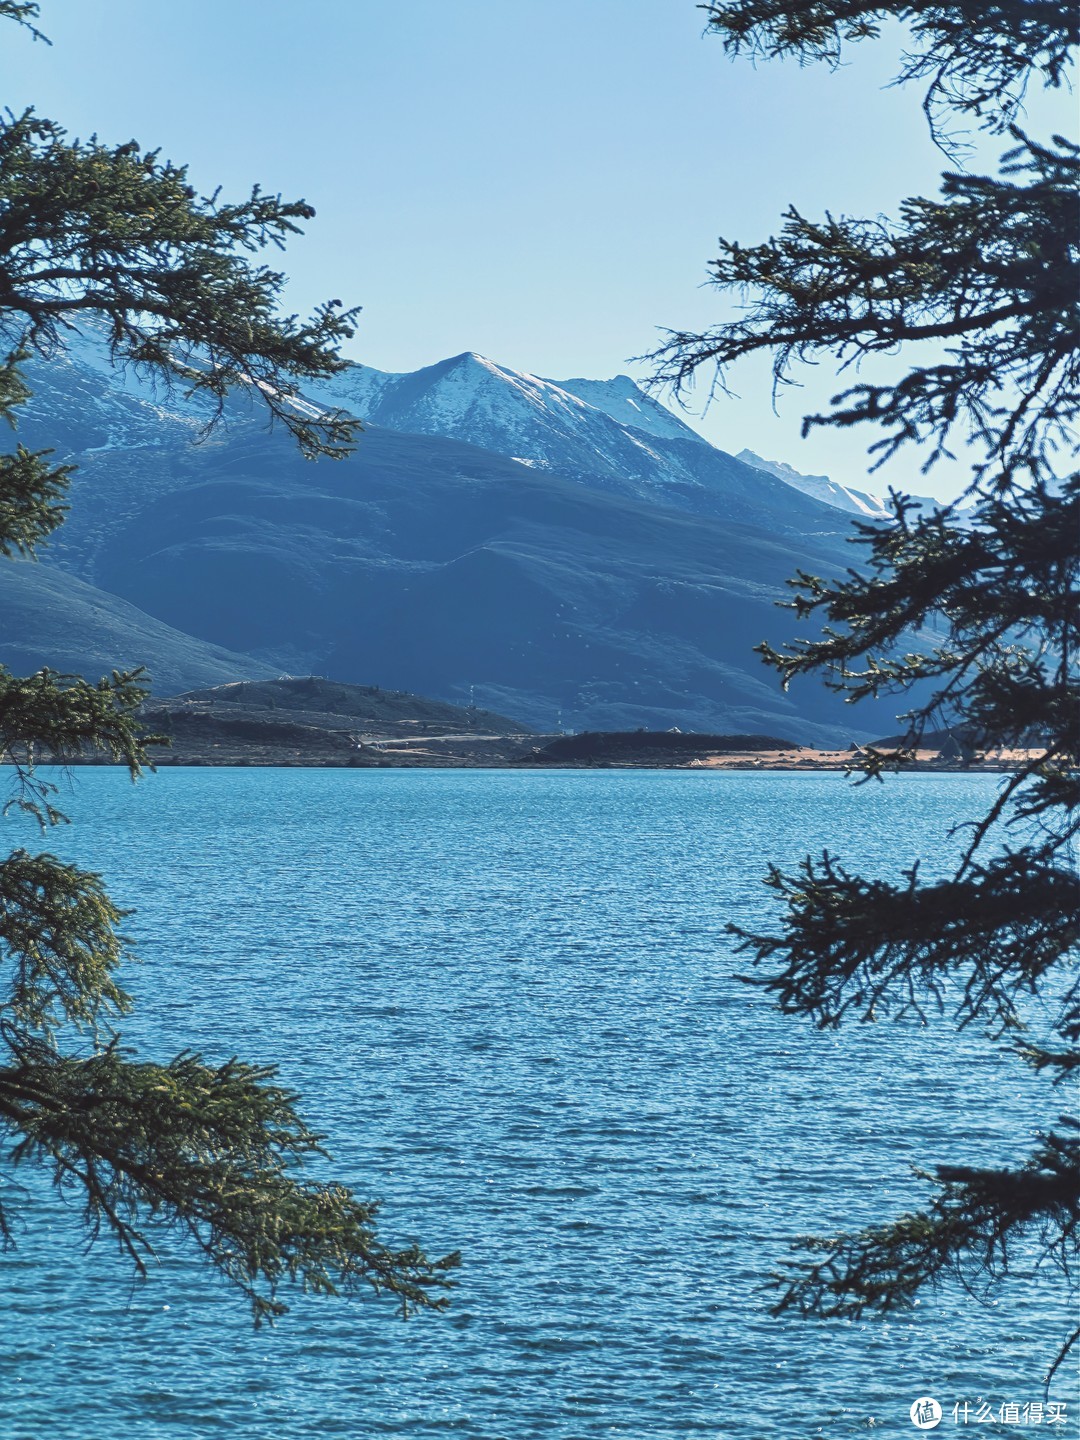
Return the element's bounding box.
[0,1039,460,1322]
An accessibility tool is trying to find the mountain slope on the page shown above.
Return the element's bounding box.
[735,448,948,520]
[169,676,532,733]
[736,449,893,518]
[0,560,276,696]
[68,424,895,742]
[133,677,537,767]
[541,372,708,445]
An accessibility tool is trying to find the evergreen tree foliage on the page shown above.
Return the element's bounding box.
[695,2,1077,137]
[0,4,456,1321]
[656,1,1079,1383]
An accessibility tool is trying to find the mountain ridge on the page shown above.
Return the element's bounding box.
[306,351,854,533]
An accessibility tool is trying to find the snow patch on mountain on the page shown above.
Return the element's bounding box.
[46,322,218,422]
[736,450,893,518]
[20,332,207,458]
[542,373,708,446]
[735,449,958,521]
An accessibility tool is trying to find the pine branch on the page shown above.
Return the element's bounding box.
[0,1041,459,1321]
[645,136,1079,486]
[699,3,1077,138]
[0,666,154,827]
[731,848,1080,1032]
[770,1122,1079,1392]
[0,111,361,460]
[0,2,46,43]
[0,850,132,1036]
[0,2,457,1332]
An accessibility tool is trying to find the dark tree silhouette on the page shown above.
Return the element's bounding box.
[653,0,1078,1384]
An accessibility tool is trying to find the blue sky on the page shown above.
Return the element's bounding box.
[3,1,1072,499]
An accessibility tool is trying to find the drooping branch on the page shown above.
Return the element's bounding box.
[771,1120,1080,1386]
[0,849,131,1037]
[0,1040,460,1322]
[0,2,46,41]
[0,3,461,1329]
[0,347,69,554]
[647,134,1080,486]
[0,666,155,827]
[732,848,1080,1037]
[762,481,1078,669]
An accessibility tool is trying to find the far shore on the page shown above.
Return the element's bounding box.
[14,680,1027,774]
[25,744,1041,774]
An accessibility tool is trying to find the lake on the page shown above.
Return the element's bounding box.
[0,769,1070,1437]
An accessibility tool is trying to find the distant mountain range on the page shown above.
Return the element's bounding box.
[2,332,930,744]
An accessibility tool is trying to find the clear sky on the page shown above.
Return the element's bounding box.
[2,1,1072,499]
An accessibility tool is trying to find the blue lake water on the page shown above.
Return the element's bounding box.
[0,768,1072,1438]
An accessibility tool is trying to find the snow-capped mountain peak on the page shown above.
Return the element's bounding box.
[308,351,709,491]
[301,351,865,532]
[314,350,697,449]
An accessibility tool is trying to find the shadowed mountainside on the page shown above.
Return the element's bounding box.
[0,560,276,696]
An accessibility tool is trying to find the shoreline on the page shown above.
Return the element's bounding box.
[34,755,1028,774]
